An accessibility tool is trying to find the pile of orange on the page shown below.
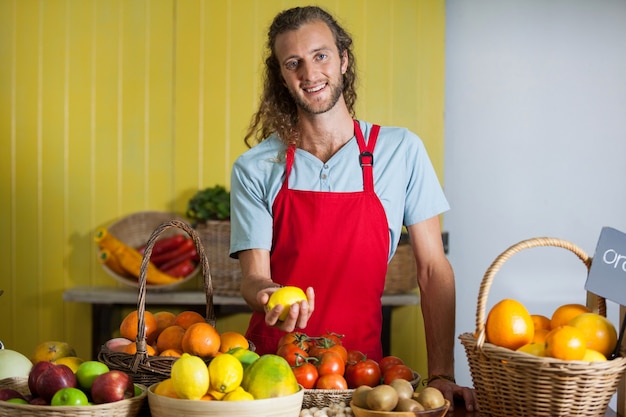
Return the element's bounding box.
[485,299,618,361]
[118,309,249,358]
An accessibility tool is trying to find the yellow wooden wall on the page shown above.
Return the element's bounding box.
[0,0,445,378]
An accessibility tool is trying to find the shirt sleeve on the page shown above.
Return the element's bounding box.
[229,145,282,258]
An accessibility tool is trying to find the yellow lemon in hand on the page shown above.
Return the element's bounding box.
[171,353,210,400]
[267,286,307,321]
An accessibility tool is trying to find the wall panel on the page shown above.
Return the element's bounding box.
[0,0,444,377]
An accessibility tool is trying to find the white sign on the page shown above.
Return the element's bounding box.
[585,227,626,306]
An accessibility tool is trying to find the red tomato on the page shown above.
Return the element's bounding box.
[317,351,345,376]
[320,332,344,346]
[379,355,404,374]
[315,373,348,390]
[346,349,366,364]
[345,358,381,388]
[277,331,310,351]
[382,364,414,384]
[292,362,319,389]
[277,343,308,367]
[309,343,348,364]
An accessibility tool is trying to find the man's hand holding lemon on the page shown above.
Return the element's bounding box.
[262,286,315,332]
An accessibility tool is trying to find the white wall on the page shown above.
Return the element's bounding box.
[444,0,626,397]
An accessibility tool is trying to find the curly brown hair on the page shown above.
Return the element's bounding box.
[243,6,358,148]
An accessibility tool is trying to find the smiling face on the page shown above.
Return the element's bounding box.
[274,20,349,116]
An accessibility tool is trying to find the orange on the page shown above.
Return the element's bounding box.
[181,322,221,358]
[156,325,186,354]
[219,331,249,353]
[159,349,183,358]
[154,311,177,335]
[154,378,179,398]
[32,341,76,364]
[544,325,587,360]
[120,310,159,344]
[174,311,206,330]
[485,299,534,350]
[122,342,157,356]
[531,314,551,331]
[532,328,550,344]
[568,312,617,357]
[550,303,590,330]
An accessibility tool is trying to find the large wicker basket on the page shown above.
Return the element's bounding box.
[101,211,200,290]
[0,376,147,417]
[98,219,216,387]
[459,237,626,417]
[194,220,242,296]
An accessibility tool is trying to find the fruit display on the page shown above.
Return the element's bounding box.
[350,381,447,413]
[151,352,299,401]
[95,227,199,285]
[106,309,252,358]
[275,331,417,390]
[0,343,139,407]
[485,298,618,361]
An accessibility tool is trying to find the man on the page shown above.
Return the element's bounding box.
[229,6,476,411]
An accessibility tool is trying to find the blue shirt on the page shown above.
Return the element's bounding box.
[230,120,450,261]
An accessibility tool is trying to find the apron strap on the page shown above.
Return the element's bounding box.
[354,120,380,192]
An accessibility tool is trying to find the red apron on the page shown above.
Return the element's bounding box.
[246,120,390,360]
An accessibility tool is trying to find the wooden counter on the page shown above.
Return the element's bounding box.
[63,286,420,359]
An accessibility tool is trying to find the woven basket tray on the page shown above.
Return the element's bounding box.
[102,211,200,291]
[301,371,421,409]
[0,377,147,417]
[459,237,626,417]
[98,220,217,387]
[384,239,417,294]
[193,220,242,296]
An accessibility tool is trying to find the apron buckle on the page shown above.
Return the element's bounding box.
[359,151,374,167]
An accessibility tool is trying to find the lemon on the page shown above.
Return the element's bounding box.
[516,342,546,357]
[171,353,210,400]
[582,349,607,362]
[223,386,254,401]
[266,286,307,321]
[208,353,243,394]
[53,356,85,373]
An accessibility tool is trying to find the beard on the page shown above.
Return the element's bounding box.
[288,76,344,115]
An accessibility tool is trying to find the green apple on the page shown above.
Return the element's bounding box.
[51,387,89,406]
[76,361,109,391]
[6,398,28,404]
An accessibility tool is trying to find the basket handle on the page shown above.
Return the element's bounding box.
[474,237,605,348]
[131,220,215,370]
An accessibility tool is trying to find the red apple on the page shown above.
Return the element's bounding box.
[28,360,55,397]
[0,388,27,402]
[91,370,134,404]
[29,396,49,405]
[35,364,77,403]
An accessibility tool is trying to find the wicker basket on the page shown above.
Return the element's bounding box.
[301,371,421,409]
[0,377,147,417]
[98,219,217,387]
[101,211,200,291]
[459,237,626,417]
[384,238,417,294]
[194,220,242,296]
